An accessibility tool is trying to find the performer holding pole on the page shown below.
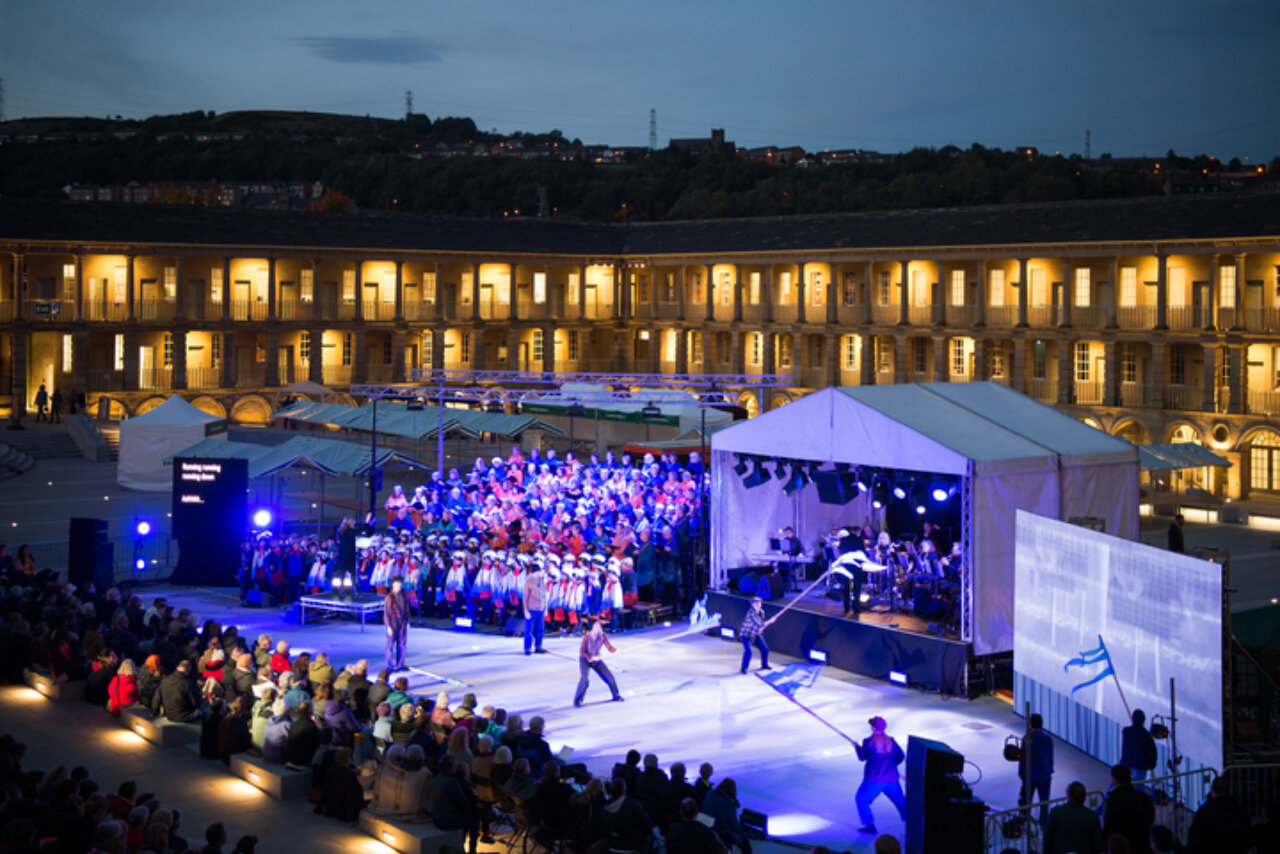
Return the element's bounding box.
[739,596,776,674]
[854,716,907,836]
[573,618,623,707]
[384,576,410,673]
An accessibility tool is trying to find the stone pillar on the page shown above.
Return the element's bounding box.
[221,258,232,321]
[972,338,989,382]
[1150,342,1167,409]
[796,263,807,324]
[309,329,325,384]
[704,264,714,323]
[126,254,136,322]
[432,262,444,322]
[860,333,876,386]
[9,330,27,425]
[121,331,139,391]
[1059,258,1071,328]
[1206,255,1220,331]
[506,328,520,370]
[974,259,986,327]
[71,331,89,395]
[1106,256,1119,329]
[312,260,324,322]
[1102,339,1119,406]
[613,328,630,372]
[266,257,277,321]
[392,330,407,381]
[73,254,85,322]
[542,326,556,373]
[1201,344,1217,412]
[1009,338,1025,393]
[1016,258,1029,327]
[861,261,873,325]
[220,332,236,389]
[430,329,445,371]
[791,332,804,383]
[893,335,907,385]
[733,264,744,324]
[172,331,188,390]
[762,329,776,375]
[731,331,746,375]
[394,261,405,322]
[264,328,280,387]
[932,336,949,382]
[675,327,689,375]
[173,256,185,322]
[826,268,838,326]
[1154,251,1168,330]
[10,254,23,321]
[897,260,909,326]
[1227,344,1246,414]
[1057,339,1074,405]
[676,267,686,323]
[352,260,365,321]
[1231,254,1246,331]
[353,333,368,383]
[763,267,774,324]
[931,272,944,326]
[471,262,481,322]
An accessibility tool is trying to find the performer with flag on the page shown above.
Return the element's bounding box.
[573,618,623,707]
[854,716,907,836]
[738,596,776,674]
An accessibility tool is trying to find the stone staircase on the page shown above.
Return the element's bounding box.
[0,425,83,459]
[0,443,35,480]
[99,425,120,461]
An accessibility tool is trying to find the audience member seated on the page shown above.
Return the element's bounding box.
[703,778,751,854]
[270,641,291,675]
[445,727,475,769]
[1187,775,1252,854]
[314,747,364,824]
[367,744,434,822]
[634,753,667,814]
[602,777,653,853]
[323,688,361,748]
[261,699,291,764]
[612,749,642,794]
[1102,765,1154,854]
[307,652,335,687]
[366,671,391,722]
[107,659,140,718]
[657,762,697,834]
[515,716,554,777]
[430,756,480,854]
[285,701,320,768]
[137,656,163,710]
[693,762,714,806]
[249,688,277,753]
[390,703,418,748]
[218,696,252,766]
[1044,781,1103,854]
[153,661,202,723]
[666,796,726,854]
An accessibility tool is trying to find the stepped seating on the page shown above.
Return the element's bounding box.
[358,813,465,854]
[121,706,200,748]
[23,670,85,702]
[230,752,312,799]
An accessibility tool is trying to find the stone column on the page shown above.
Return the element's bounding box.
[264,328,280,387]
[931,272,944,326]
[542,326,556,373]
[1154,250,1168,330]
[704,264,714,323]
[932,336,949,382]
[126,254,137,322]
[1231,254,1246,331]
[763,267,774,324]
[392,330,407,381]
[822,333,837,387]
[974,259,986,327]
[796,263,807,324]
[893,335,907,385]
[9,254,23,321]
[861,261,873,325]
[1227,344,1246,414]
[1150,342,1167,409]
[1009,338,1025,394]
[350,332,366,383]
[172,330,188,390]
[860,333,876,386]
[220,332,236,389]
[731,331,745,375]
[430,329,445,371]
[266,257,277,321]
[826,268,838,325]
[1059,258,1072,328]
[972,338,989,382]
[676,267,686,323]
[309,329,325,384]
[432,262,444,322]
[791,332,804,383]
[221,258,232,321]
[675,327,689,375]
[312,260,323,322]
[470,262,481,322]
[1102,339,1119,406]
[1057,339,1074,405]
[1201,345,1217,412]
[506,328,520,370]
[394,261,405,322]
[1106,256,1119,329]
[762,329,776,375]
[173,256,185,322]
[1016,258,1029,327]
[1206,255,1220,331]
[74,254,85,322]
[9,330,27,426]
[897,260,909,326]
[733,264,744,324]
[121,331,139,391]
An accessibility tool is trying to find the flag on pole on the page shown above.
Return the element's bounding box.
[1063,634,1116,695]
[760,662,824,699]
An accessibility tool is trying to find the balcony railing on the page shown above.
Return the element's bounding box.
[1248,390,1280,416]
[1244,308,1280,333]
[278,300,308,321]
[186,367,221,390]
[1025,377,1057,403]
[985,306,1017,327]
[1074,380,1104,405]
[907,306,933,326]
[1120,382,1149,407]
[136,299,177,321]
[1117,306,1156,329]
[1217,307,1240,330]
[363,301,397,321]
[403,302,435,321]
[366,364,395,383]
[337,301,357,320]
[85,370,125,392]
[322,365,353,386]
[229,300,268,321]
[1161,384,1204,411]
[1167,306,1211,331]
[1067,306,1104,328]
[944,305,974,326]
[234,366,267,387]
[772,305,798,324]
[139,368,173,391]
[870,305,897,325]
[1027,306,1054,327]
[86,303,129,322]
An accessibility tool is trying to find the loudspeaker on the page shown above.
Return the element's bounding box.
[811,471,856,505]
[68,518,112,589]
[755,572,783,601]
[906,736,976,854]
[504,616,525,635]
[244,590,277,608]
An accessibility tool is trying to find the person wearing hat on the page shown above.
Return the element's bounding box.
[854,716,906,836]
[737,596,776,674]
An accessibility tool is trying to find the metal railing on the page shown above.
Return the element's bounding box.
[1168,305,1211,330]
[946,305,975,326]
[1248,390,1280,416]
[1118,305,1157,329]
[1163,384,1205,411]
[85,303,129,322]
[985,305,1017,327]
[1074,380,1104,405]
[1027,305,1054,327]
[277,300,308,320]
[907,305,933,326]
[136,299,177,321]
[1244,308,1280,333]
[870,304,898,325]
[322,365,353,385]
[363,301,397,321]
[229,299,268,321]
[1025,377,1056,403]
[139,368,173,391]
[186,367,221,390]
[1225,764,1280,822]
[402,301,435,321]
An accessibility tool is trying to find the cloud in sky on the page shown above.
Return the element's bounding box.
[294,35,444,66]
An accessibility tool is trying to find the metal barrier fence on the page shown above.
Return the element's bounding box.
[1224,763,1280,822]
[982,766,1216,853]
[26,534,174,588]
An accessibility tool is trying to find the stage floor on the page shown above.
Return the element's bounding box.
[755,585,960,639]
[106,586,1113,851]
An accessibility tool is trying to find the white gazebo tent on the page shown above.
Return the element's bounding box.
[117,396,228,491]
[709,382,1139,655]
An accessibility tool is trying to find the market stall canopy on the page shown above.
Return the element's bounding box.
[166,435,430,479]
[270,399,559,440]
[1137,442,1232,472]
[118,395,228,491]
[521,383,733,432]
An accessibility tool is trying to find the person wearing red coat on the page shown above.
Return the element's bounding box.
[270,640,291,674]
[108,659,141,717]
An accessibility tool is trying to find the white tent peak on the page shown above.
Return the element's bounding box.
[127,394,224,426]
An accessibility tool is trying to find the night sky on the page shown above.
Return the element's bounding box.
[3,0,1277,162]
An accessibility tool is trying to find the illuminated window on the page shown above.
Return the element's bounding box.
[114,333,125,371]
[778,271,792,305]
[1168,266,1187,308]
[951,339,966,376]
[810,271,824,306]
[210,266,223,303]
[1074,267,1091,307]
[211,334,221,368]
[843,335,858,370]
[776,334,792,368]
[1029,268,1047,307]
[910,270,928,307]
[300,269,314,303]
[62,264,76,304]
[1074,342,1090,382]
[1032,340,1046,379]
[342,333,352,366]
[532,330,544,362]
[718,333,732,364]
[460,270,474,304]
[690,332,703,363]
[567,332,579,362]
[912,338,927,373]
[950,270,966,306]
[1120,267,1137,307]
[163,266,177,300]
[691,272,705,304]
[382,271,396,304]
[750,333,762,366]
[875,337,891,373]
[422,332,432,367]
[113,266,127,304]
[664,273,676,303]
[422,271,436,304]
[1122,344,1136,383]
[749,272,762,305]
[300,331,311,363]
[1170,346,1186,385]
[62,334,73,372]
[163,333,173,368]
[842,272,857,306]
[255,268,268,303]
[989,269,1005,307]
[877,271,891,306]
[342,269,355,304]
[808,336,823,368]
[533,272,547,304]
[1219,264,1236,308]
[720,272,733,306]
[989,340,1005,378]
[460,332,470,364]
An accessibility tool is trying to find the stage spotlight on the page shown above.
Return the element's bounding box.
[135,520,151,537]
[872,478,890,509]
[719,626,736,639]
[783,464,810,496]
[135,558,145,571]
[733,454,749,477]
[454,616,474,631]
[892,480,907,501]
[773,459,789,481]
[808,649,828,664]
[743,459,770,489]
[888,670,909,686]
[639,402,664,422]
[854,467,869,493]
[910,483,928,515]
[931,479,953,502]
[251,508,273,529]
[566,401,587,418]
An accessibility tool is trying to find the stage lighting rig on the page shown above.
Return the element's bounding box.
[872,478,890,509]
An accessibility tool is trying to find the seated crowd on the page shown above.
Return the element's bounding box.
[2,566,764,854]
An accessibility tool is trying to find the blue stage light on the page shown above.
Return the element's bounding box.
[719,626,736,639]
[135,520,151,536]
[888,670,909,686]
[252,508,273,529]
[135,558,146,571]
[808,649,828,663]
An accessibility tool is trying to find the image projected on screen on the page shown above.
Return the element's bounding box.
[1013,510,1222,771]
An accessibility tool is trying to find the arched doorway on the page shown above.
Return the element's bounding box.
[1166,423,1209,495]
[1113,419,1150,446]
[1247,429,1280,494]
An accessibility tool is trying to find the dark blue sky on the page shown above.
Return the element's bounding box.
[3,0,1277,162]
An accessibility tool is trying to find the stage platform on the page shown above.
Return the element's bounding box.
[707,588,971,694]
[298,591,384,631]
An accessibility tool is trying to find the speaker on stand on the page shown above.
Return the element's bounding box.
[905,736,984,854]
[68,518,113,590]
